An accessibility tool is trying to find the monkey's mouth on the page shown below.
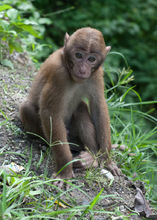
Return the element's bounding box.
[73,71,90,80]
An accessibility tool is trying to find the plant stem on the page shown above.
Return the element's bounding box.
[0,38,2,63]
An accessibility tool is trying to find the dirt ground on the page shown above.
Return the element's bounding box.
[0,53,156,219]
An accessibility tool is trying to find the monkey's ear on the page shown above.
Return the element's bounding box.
[64,32,70,45]
[105,46,111,54]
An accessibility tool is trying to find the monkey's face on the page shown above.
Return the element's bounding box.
[63,27,111,82]
[66,49,103,82]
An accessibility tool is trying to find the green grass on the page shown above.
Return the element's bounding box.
[1,57,157,218]
[0,167,115,219]
[0,166,139,219]
[106,65,157,209]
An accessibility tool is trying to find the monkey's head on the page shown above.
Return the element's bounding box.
[63,27,111,82]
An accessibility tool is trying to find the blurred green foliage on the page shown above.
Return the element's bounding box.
[0,0,53,62]
[32,0,157,102]
[1,0,157,102]
[0,2,41,61]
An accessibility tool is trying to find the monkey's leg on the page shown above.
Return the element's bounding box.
[69,102,98,169]
[20,101,43,136]
[71,102,97,153]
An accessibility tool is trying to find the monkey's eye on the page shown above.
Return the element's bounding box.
[75,52,83,59]
[88,56,96,62]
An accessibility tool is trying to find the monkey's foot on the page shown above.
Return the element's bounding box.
[73,151,98,169]
[105,161,121,176]
[53,172,75,189]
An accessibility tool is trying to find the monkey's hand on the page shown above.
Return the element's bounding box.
[73,151,98,169]
[105,161,121,176]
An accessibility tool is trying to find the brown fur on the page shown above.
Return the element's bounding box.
[20,27,119,183]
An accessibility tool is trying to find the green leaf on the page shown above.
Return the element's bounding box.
[8,40,23,53]
[7,30,17,36]
[6,8,18,20]
[1,59,14,69]
[38,18,52,25]
[121,86,142,103]
[15,23,40,38]
[2,172,7,216]
[0,19,9,29]
[109,51,128,67]
[79,188,104,219]
[0,5,12,12]
[29,190,43,196]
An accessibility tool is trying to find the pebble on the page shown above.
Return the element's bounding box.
[100,169,114,181]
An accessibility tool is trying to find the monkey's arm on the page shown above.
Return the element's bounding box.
[90,75,111,155]
[39,84,73,179]
[90,77,121,175]
[90,94,111,157]
[90,91,121,175]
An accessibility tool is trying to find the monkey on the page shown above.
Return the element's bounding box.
[20,27,120,187]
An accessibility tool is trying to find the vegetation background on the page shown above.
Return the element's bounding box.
[0,0,157,218]
[34,0,157,103]
[1,0,157,103]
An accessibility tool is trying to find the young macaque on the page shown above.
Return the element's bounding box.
[20,27,120,186]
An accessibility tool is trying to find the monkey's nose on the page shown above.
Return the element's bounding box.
[80,65,87,75]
